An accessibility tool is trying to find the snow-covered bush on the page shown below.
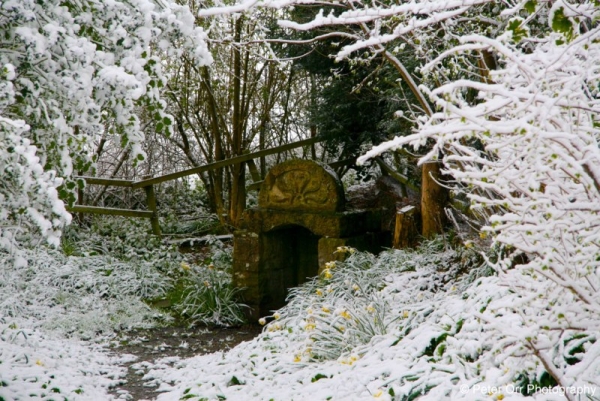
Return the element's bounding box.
[0,0,211,255]
[0,243,173,340]
[65,216,179,265]
[0,115,70,266]
[358,1,600,392]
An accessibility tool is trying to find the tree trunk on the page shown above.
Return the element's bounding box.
[229,15,246,226]
[421,162,448,238]
[200,66,228,226]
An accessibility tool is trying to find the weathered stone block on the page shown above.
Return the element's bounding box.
[242,208,379,238]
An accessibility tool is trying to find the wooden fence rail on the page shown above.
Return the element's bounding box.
[69,137,327,236]
[130,136,322,189]
[68,205,153,218]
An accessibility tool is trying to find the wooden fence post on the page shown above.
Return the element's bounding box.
[143,176,161,236]
[393,205,417,249]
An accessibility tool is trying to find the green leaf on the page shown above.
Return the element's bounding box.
[311,373,328,383]
[552,7,574,42]
[227,376,244,386]
[524,0,537,13]
[507,18,529,43]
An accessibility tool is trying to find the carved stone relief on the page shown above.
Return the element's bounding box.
[258,160,345,212]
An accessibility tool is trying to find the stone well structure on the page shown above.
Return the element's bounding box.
[232,160,387,320]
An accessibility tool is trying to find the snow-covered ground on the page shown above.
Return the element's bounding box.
[2,239,599,401]
[0,318,133,400]
[139,244,600,401]
[0,245,170,400]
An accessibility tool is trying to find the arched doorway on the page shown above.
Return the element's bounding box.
[260,225,319,312]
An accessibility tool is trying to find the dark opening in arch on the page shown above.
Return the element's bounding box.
[260,225,320,313]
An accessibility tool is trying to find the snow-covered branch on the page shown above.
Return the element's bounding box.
[0,0,211,256]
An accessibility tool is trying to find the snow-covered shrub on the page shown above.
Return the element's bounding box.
[1,216,186,339]
[66,216,179,265]
[0,244,173,340]
[0,116,71,265]
[157,182,220,236]
[0,0,211,255]
[61,219,248,328]
[0,216,248,339]
[359,1,600,392]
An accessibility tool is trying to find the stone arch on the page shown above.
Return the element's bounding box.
[233,159,387,320]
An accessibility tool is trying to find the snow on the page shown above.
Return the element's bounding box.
[1,235,598,400]
[122,244,597,401]
[0,320,132,401]
[3,0,600,399]
[0,236,179,399]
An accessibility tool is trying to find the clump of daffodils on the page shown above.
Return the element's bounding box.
[304,321,316,331]
[268,322,282,332]
[268,249,401,362]
[335,246,356,255]
[338,353,360,365]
